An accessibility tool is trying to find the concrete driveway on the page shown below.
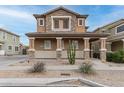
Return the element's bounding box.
[0,55,28,66]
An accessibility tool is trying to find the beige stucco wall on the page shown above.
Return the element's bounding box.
[0,30,20,55]
[34,38,57,51]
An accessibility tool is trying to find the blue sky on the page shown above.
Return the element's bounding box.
[0,5,124,45]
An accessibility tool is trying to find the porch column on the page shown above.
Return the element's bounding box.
[106,42,112,52]
[90,42,94,58]
[100,38,107,62]
[56,37,62,60]
[28,37,35,58]
[83,38,90,61]
[121,39,124,49]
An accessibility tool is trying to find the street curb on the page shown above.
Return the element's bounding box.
[78,77,107,87]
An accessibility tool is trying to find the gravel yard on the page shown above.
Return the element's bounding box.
[83,70,124,87]
[0,70,124,86]
[9,59,83,66]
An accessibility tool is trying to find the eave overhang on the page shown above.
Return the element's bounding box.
[26,32,110,38]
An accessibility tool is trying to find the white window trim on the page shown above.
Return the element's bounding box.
[44,40,51,49]
[115,24,124,35]
[38,18,44,26]
[78,18,84,26]
[51,16,71,31]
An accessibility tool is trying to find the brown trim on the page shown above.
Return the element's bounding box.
[26,32,109,38]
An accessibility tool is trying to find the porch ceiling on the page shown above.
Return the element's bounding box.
[26,32,109,39]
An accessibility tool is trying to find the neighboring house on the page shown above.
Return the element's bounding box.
[0,28,20,55]
[26,6,109,62]
[93,19,124,54]
[19,43,29,55]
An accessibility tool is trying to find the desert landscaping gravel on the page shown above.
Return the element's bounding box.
[0,70,124,86]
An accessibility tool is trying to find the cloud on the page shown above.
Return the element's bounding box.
[0,7,33,20]
[91,6,124,31]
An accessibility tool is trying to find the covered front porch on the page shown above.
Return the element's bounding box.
[27,32,109,62]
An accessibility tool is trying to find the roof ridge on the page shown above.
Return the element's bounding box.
[0,28,20,37]
[93,18,124,32]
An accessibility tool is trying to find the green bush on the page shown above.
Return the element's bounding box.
[106,50,124,63]
[106,52,114,62]
[29,62,45,73]
[79,63,94,74]
[67,40,76,65]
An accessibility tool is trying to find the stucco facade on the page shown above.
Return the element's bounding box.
[0,28,20,55]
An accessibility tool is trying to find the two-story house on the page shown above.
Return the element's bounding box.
[93,19,124,54]
[26,6,109,62]
[0,28,20,55]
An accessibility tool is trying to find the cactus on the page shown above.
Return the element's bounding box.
[67,40,76,65]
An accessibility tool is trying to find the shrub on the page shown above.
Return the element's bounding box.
[29,62,45,73]
[106,52,114,62]
[113,50,124,63]
[79,63,94,74]
[67,40,76,65]
[106,50,124,63]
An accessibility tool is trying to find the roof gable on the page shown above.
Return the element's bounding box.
[43,6,80,16]
[33,6,88,18]
[0,28,19,37]
[94,19,124,32]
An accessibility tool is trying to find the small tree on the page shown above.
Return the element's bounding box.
[67,40,76,65]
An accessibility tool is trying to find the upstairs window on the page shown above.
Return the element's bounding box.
[3,32,6,39]
[38,18,44,26]
[52,16,71,31]
[54,19,59,29]
[117,24,124,33]
[63,18,69,29]
[78,18,84,26]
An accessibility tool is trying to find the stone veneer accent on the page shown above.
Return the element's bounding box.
[46,10,77,32]
[83,38,90,61]
[100,38,107,62]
